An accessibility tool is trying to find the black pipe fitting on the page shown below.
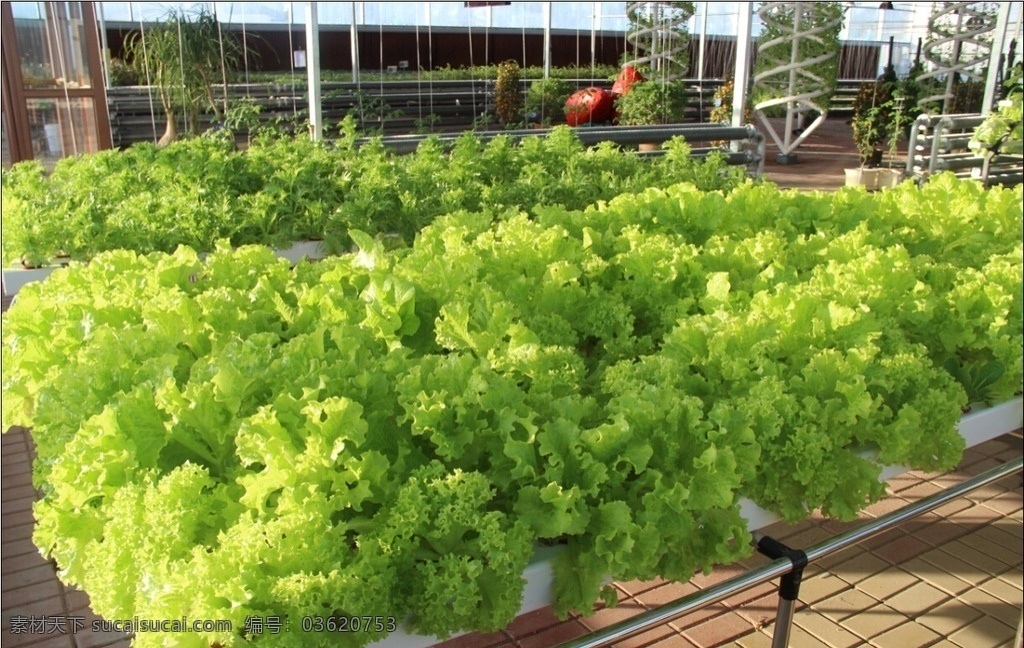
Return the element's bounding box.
[755,535,808,602]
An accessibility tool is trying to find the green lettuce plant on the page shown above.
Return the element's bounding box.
[3,174,1020,647]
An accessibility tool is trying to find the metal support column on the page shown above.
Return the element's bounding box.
[543,2,552,78]
[755,535,808,648]
[982,1,1012,113]
[697,1,708,119]
[731,2,753,144]
[350,1,360,86]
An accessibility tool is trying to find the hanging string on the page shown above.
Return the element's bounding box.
[241,6,250,97]
[576,11,582,74]
[521,5,529,123]
[48,3,79,155]
[379,0,385,125]
[215,2,229,117]
[287,2,297,120]
[176,11,189,134]
[468,20,478,120]
[136,3,159,144]
[415,14,423,123]
[427,3,434,119]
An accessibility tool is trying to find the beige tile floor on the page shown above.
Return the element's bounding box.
[2,423,1020,648]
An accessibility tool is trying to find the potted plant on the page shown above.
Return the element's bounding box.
[123,7,245,145]
[525,77,573,126]
[847,73,910,190]
[494,60,524,128]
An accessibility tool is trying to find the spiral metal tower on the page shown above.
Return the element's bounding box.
[916,2,997,113]
[752,2,844,161]
[625,2,694,80]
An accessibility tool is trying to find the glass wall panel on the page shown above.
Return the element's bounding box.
[11,1,91,89]
[25,97,99,169]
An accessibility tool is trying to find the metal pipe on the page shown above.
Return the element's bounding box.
[731,2,753,132]
[350,2,360,85]
[559,456,1023,648]
[805,456,1022,565]
[543,2,552,78]
[772,598,797,648]
[365,124,761,154]
[560,559,794,648]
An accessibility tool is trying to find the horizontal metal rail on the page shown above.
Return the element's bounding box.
[362,124,761,153]
[351,123,765,177]
[559,455,1023,648]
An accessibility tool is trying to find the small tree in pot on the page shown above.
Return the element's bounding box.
[124,7,245,145]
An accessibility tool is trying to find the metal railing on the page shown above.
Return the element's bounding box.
[561,455,1024,648]
[359,123,766,177]
[905,113,1024,187]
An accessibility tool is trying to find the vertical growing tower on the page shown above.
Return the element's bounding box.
[624,1,695,80]
[917,1,998,114]
[752,1,845,163]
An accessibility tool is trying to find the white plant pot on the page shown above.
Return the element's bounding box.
[372,397,1023,647]
[274,240,329,265]
[845,167,901,191]
[2,262,67,298]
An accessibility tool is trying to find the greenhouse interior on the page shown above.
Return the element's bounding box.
[1,2,1022,648]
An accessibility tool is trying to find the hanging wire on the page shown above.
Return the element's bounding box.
[136,2,159,144]
[241,6,250,96]
[215,2,229,117]
[287,2,297,120]
[427,2,434,119]
[176,11,189,134]
[48,2,79,155]
[415,15,423,123]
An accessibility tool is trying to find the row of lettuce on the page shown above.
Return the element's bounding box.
[3,174,1020,647]
[0,124,743,268]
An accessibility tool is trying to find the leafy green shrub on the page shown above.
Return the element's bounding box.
[494,60,524,127]
[616,80,689,125]
[525,77,574,125]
